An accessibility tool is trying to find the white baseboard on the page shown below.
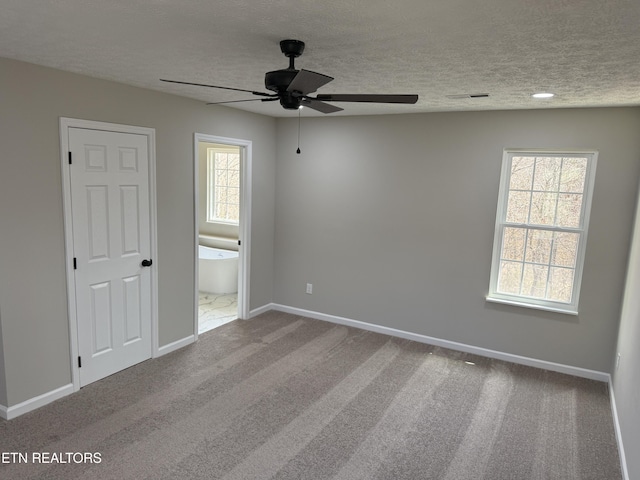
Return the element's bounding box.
[156,334,195,357]
[270,304,609,382]
[2,303,612,425]
[0,383,74,420]
[608,380,630,480]
[249,303,275,318]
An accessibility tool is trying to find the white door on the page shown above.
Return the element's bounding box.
[68,127,153,386]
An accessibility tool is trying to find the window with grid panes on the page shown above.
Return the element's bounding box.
[206,147,240,224]
[487,150,597,314]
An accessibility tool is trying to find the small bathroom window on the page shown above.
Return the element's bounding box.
[206,146,240,225]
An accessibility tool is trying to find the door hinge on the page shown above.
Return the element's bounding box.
[68,151,72,165]
[238,240,241,246]
[73,258,77,270]
[78,356,82,368]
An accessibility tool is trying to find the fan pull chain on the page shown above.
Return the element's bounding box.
[296,107,301,154]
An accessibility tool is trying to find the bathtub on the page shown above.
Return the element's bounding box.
[198,245,239,294]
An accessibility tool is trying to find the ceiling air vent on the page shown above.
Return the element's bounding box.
[445,93,490,99]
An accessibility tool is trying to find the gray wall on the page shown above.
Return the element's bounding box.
[274,108,640,372]
[2,53,640,455]
[0,57,276,407]
[613,184,640,480]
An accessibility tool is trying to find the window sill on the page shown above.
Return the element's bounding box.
[485,296,578,316]
[206,220,239,226]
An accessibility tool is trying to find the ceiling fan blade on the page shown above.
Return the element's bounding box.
[301,98,344,114]
[315,94,419,104]
[206,98,279,105]
[287,69,334,95]
[160,79,275,98]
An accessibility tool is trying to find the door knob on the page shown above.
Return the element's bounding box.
[141,259,153,267]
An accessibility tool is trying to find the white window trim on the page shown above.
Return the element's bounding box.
[487,149,598,315]
[206,146,241,225]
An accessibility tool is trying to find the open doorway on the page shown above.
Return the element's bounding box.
[194,134,251,337]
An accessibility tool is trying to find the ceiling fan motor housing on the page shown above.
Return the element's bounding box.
[264,69,301,109]
[263,40,307,109]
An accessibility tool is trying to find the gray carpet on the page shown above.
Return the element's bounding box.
[0,311,622,479]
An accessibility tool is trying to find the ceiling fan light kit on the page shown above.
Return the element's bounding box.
[161,39,418,114]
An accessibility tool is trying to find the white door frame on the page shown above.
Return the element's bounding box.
[193,133,252,337]
[60,117,158,392]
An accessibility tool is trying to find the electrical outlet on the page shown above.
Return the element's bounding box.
[616,353,621,370]
[306,283,313,294]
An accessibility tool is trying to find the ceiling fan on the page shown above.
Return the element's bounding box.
[160,39,419,114]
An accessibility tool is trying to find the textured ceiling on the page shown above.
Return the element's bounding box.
[2,0,640,117]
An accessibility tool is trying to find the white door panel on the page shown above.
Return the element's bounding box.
[69,127,152,386]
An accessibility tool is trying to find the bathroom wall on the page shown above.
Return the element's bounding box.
[0,56,276,407]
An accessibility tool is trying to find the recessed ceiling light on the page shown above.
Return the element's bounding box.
[532,92,555,99]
